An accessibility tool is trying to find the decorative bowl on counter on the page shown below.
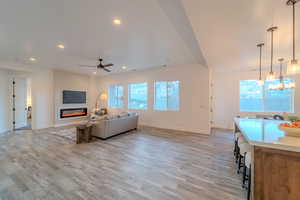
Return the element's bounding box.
[279,122,300,137]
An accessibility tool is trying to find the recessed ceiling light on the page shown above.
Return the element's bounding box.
[113,19,122,25]
[57,44,65,49]
[29,57,36,62]
[122,66,127,70]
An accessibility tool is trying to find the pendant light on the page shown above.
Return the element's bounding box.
[266,26,278,81]
[269,58,296,90]
[286,0,300,75]
[279,58,285,84]
[269,58,285,90]
[257,43,265,86]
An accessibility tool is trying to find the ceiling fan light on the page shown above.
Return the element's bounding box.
[287,59,300,74]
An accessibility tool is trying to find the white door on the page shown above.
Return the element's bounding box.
[14,77,27,129]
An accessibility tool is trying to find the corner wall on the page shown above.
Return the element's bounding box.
[0,69,13,133]
[97,64,210,134]
[31,69,55,129]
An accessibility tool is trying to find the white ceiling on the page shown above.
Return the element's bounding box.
[0,0,206,75]
[182,0,300,72]
[1,0,299,75]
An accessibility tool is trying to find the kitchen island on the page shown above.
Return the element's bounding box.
[234,117,300,200]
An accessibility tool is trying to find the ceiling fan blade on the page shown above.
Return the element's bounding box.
[103,68,111,72]
[103,64,113,67]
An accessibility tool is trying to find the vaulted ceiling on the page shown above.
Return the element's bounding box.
[0,0,299,74]
[0,0,205,75]
[182,0,300,72]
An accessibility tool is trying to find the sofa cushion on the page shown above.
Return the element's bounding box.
[118,112,129,118]
[104,115,118,120]
[94,115,106,121]
[128,112,137,116]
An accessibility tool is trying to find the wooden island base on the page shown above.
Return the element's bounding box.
[254,146,300,200]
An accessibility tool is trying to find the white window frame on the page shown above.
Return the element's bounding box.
[239,79,295,113]
[128,82,148,110]
[108,85,124,108]
[154,81,180,111]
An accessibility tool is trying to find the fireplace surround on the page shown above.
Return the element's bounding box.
[60,108,88,119]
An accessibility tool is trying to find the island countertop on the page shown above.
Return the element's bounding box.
[234,117,300,153]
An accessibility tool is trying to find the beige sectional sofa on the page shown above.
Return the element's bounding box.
[92,112,138,139]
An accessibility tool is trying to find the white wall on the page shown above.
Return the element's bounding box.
[0,69,13,133]
[97,64,210,134]
[212,70,300,129]
[3,68,55,130]
[30,69,55,129]
[0,68,97,131]
[53,70,97,127]
[1,65,210,134]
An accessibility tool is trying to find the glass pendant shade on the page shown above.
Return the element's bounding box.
[268,58,296,90]
[287,82,296,88]
[287,59,300,74]
[257,80,264,86]
[266,71,275,81]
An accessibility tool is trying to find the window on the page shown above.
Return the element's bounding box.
[240,80,263,112]
[128,83,148,109]
[154,81,180,111]
[264,79,294,112]
[108,85,124,108]
[240,79,294,112]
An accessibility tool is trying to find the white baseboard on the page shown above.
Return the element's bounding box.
[212,126,234,131]
[0,129,11,134]
[15,122,27,129]
[139,124,210,135]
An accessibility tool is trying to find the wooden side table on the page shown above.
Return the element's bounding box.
[76,123,94,144]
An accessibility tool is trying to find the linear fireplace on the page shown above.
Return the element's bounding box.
[60,108,88,119]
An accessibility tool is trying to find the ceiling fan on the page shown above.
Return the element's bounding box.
[80,58,114,72]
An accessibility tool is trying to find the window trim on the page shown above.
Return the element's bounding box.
[154,80,180,111]
[128,82,148,110]
[108,85,124,108]
[239,79,295,113]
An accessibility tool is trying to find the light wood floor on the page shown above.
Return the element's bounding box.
[0,127,246,200]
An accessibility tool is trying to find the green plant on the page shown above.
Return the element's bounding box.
[289,116,300,122]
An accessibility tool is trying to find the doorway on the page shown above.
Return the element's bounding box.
[13,77,32,131]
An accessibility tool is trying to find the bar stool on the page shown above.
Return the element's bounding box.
[233,131,241,155]
[235,133,247,163]
[243,152,252,200]
[237,142,251,174]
